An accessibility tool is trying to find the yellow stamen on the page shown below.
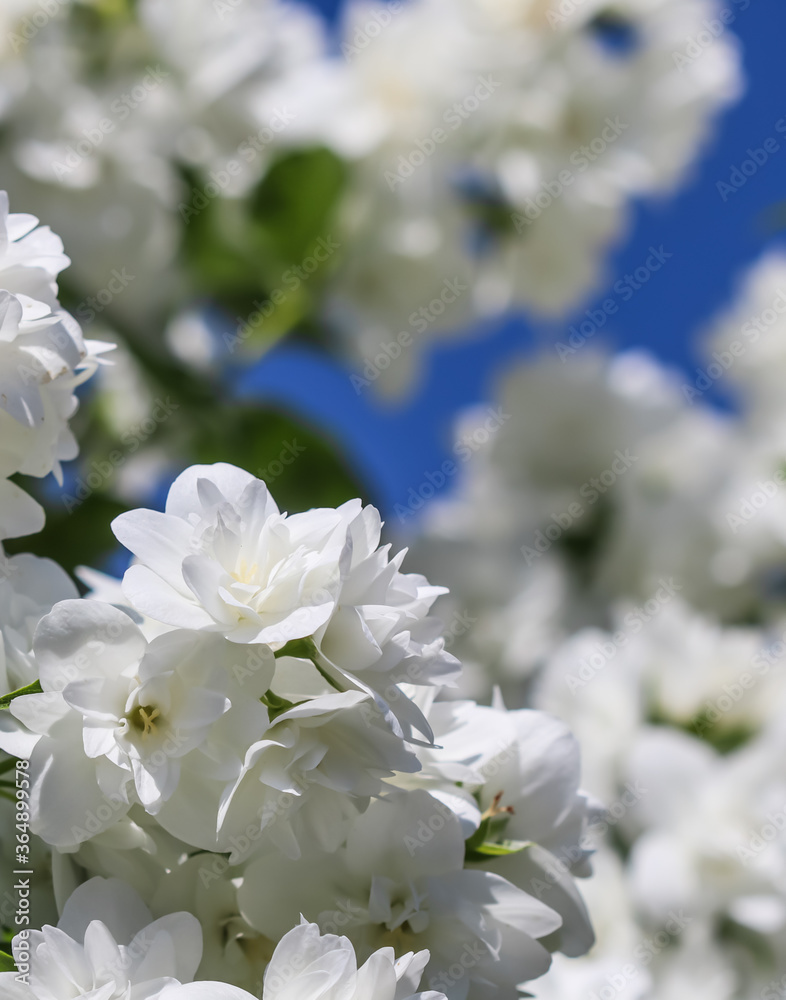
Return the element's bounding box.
[137,706,160,739]
[232,558,259,584]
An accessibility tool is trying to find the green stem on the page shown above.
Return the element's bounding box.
[274,637,344,692]
[0,680,42,709]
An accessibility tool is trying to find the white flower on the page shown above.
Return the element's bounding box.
[210,689,421,860]
[0,191,113,540]
[152,679,421,862]
[155,918,445,1000]
[313,502,459,739]
[0,550,78,754]
[0,599,272,850]
[239,788,566,1000]
[317,0,741,395]
[624,726,786,926]
[0,551,78,694]
[260,919,444,1000]
[0,190,112,520]
[149,853,270,993]
[704,250,786,423]
[112,463,459,741]
[398,695,598,957]
[0,876,203,1000]
[533,627,646,803]
[0,190,69,306]
[0,291,110,483]
[1,592,424,862]
[112,463,354,643]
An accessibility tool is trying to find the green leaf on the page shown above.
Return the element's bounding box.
[0,950,16,972]
[0,680,42,709]
[471,839,534,858]
[0,757,18,776]
[192,407,373,513]
[250,148,347,264]
[179,147,346,349]
[2,486,127,580]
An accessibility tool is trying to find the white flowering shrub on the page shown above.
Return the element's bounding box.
[0,0,762,993]
[408,252,786,998]
[0,0,740,395]
[0,196,600,999]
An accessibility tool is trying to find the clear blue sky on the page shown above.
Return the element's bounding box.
[235,0,786,519]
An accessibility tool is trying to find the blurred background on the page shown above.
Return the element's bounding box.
[5,0,786,997]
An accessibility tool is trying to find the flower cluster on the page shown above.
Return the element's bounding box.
[409,251,786,998]
[0,191,109,539]
[0,459,598,997]
[0,877,443,1000]
[0,197,599,999]
[0,0,740,393]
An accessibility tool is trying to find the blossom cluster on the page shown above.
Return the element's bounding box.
[0,876,444,1000]
[0,0,741,393]
[0,201,600,998]
[0,189,109,540]
[409,251,786,998]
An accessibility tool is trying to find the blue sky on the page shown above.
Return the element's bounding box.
[236,0,786,518]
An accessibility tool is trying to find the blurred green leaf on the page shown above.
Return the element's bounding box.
[179,148,347,354]
[4,487,127,579]
[191,405,371,513]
